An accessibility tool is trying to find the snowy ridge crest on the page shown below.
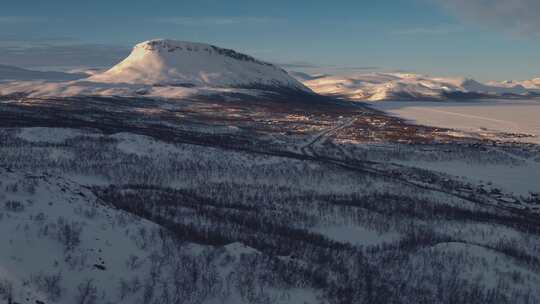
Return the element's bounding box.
[136,39,275,68]
[299,72,540,101]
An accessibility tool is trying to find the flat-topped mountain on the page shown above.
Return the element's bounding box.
[89,39,310,92]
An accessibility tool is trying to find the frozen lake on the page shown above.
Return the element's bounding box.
[371,99,540,144]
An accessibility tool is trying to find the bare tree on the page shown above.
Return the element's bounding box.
[56,217,82,252]
[31,272,63,302]
[0,280,13,304]
[75,279,97,304]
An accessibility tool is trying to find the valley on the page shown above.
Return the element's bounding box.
[1,91,539,304]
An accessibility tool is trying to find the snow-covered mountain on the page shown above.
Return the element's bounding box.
[89,39,309,92]
[1,39,538,102]
[488,77,540,90]
[298,72,540,101]
[0,39,311,99]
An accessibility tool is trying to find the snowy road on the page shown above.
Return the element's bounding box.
[300,117,356,156]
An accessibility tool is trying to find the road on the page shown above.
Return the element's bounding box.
[300,117,356,157]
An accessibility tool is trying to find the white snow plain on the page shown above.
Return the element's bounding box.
[372,99,540,196]
[371,99,540,144]
[398,160,540,196]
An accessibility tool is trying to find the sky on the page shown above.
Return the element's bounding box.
[1,0,539,81]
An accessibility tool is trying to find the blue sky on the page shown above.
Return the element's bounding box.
[1,0,539,80]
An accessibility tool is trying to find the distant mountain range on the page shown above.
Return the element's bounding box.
[295,72,540,101]
[0,39,538,101]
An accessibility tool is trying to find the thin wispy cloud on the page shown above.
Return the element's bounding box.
[0,16,47,23]
[0,35,79,48]
[435,0,540,35]
[278,61,382,78]
[278,61,380,70]
[334,66,380,71]
[392,24,464,36]
[155,16,283,26]
[278,62,322,69]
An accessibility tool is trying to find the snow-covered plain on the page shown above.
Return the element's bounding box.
[398,160,540,196]
[372,99,540,144]
[369,99,540,196]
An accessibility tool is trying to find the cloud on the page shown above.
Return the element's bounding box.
[278,62,322,69]
[279,62,380,71]
[155,16,283,26]
[334,66,380,71]
[0,16,48,23]
[435,0,540,34]
[392,24,464,36]
[0,35,78,45]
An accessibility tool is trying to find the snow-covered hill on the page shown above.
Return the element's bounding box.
[298,72,540,101]
[89,39,309,92]
[488,77,540,90]
[0,166,316,304]
[0,167,166,303]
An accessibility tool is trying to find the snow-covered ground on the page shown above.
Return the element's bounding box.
[372,99,540,144]
[17,127,92,143]
[398,160,540,196]
[3,118,540,302]
[0,166,318,304]
[0,167,167,303]
[371,99,540,195]
[411,242,540,291]
[313,225,400,246]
